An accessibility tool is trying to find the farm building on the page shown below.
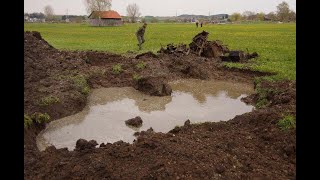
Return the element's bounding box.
[88,10,123,26]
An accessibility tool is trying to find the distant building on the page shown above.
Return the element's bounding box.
[26,17,45,23]
[263,15,272,21]
[211,14,229,23]
[88,10,123,26]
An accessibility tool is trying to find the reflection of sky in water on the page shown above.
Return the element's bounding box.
[37,79,255,151]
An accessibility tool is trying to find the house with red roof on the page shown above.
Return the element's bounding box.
[88,10,123,26]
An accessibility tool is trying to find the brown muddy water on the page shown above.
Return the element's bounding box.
[37,79,255,151]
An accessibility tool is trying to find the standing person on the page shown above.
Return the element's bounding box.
[200,22,203,27]
[196,21,199,28]
[136,23,147,50]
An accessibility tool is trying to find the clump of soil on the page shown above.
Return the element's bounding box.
[75,139,98,150]
[189,31,229,58]
[125,116,143,127]
[158,43,190,55]
[222,51,259,62]
[133,127,154,137]
[134,76,172,96]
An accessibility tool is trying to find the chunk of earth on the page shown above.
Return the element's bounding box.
[125,116,143,127]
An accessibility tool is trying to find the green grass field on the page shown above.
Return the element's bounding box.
[24,23,296,80]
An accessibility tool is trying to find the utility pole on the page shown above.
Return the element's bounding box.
[175,10,178,22]
[66,9,69,23]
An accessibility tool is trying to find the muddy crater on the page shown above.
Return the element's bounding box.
[37,79,255,151]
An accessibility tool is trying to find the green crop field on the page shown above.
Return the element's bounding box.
[24,23,296,80]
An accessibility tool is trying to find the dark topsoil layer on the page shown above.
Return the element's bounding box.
[24,31,295,179]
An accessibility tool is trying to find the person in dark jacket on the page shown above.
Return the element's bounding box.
[136,23,147,50]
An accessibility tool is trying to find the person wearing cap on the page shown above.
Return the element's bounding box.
[136,23,147,50]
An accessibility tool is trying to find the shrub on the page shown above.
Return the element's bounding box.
[82,86,90,95]
[133,74,142,81]
[277,115,296,130]
[136,61,146,69]
[71,74,90,95]
[24,114,33,128]
[255,86,274,108]
[112,64,123,74]
[24,112,51,129]
[39,95,60,106]
[31,112,51,124]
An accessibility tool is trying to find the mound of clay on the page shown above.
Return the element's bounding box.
[75,139,98,150]
[125,116,143,127]
[134,77,172,96]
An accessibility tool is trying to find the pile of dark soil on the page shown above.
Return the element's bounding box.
[159,30,258,62]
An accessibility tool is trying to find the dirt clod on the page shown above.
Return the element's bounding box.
[184,119,191,126]
[134,77,172,96]
[215,165,226,174]
[125,116,143,127]
[75,139,98,150]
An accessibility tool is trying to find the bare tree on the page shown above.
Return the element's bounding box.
[126,3,141,23]
[44,5,55,21]
[267,12,278,21]
[84,0,112,14]
[242,11,255,21]
[277,1,290,22]
[288,10,296,22]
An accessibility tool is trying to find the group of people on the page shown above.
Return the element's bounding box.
[135,21,204,50]
[195,21,203,28]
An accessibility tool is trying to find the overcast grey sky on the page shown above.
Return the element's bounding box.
[24,0,296,16]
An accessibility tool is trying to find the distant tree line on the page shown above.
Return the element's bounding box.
[230,1,296,22]
[24,12,45,19]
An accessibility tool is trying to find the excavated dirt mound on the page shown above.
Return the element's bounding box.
[24,31,295,179]
[160,31,258,61]
[24,31,89,120]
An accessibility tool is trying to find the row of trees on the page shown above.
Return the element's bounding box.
[24,12,45,19]
[230,2,296,22]
[26,1,295,23]
[24,5,55,21]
